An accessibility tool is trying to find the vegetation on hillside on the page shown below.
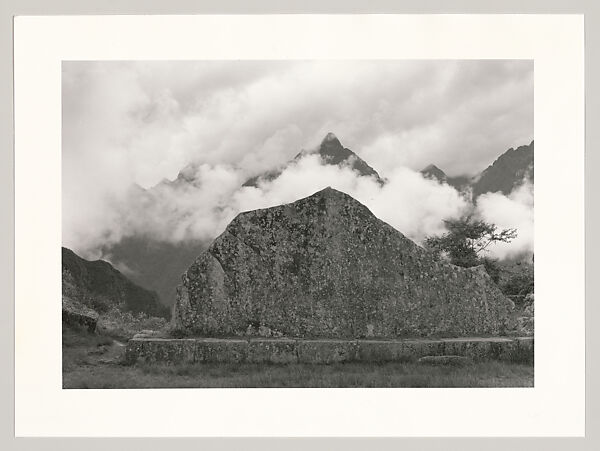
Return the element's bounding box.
[424,215,516,282]
[424,215,534,304]
[471,141,534,199]
[62,247,170,318]
[496,260,535,306]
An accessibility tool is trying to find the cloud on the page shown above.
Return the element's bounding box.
[64,152,472,256]
[231,156,471,242]
[62,60,533,257]
[475,180,534,260]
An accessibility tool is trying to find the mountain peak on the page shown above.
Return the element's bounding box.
[243,133,384,187]
[472,141,534,199]
[311,186,346,200]
[319,132,343,151]
[421,164,473,191]
[423,164,441,172]
[322,132,339,143]
[421,164,448,181]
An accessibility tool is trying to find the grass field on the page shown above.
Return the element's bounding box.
[64,359,534,389]
[63,328,534,388]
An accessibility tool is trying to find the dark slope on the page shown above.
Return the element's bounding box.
[471,141,534,199]
[420,164,471,191]
[421,141,534,198]
[62,247,170,318]
[101,237,207,307]
[421,164,448,182]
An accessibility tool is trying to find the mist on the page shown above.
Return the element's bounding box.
[476,180,534,260]
[62,60,533,259]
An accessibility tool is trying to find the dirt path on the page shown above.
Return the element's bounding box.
[87,339,127,365]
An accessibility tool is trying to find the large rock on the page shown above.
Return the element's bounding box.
[62,296,99,332]
[172,187,513,338]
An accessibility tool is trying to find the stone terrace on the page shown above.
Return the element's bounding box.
[125,336,533,365]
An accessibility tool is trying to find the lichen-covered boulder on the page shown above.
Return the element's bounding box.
[62,296,99,332]
[172,187,513,338]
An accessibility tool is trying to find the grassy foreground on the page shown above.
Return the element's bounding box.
[64,360,533,389]
[63,328,533,389]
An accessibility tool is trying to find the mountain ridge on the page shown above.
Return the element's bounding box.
[62,247,170,318]
[421,140,534,199]
[472,141,534,198]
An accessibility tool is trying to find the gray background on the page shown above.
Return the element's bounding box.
[1,0,597,450]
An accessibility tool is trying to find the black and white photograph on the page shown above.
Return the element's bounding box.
[61,59,534,388]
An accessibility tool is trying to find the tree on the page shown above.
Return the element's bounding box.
[424,215,517,282]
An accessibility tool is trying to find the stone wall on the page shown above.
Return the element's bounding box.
[126,336,533,365]
[172,187,514,338]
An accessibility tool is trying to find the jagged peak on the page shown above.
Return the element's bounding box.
[296,186,369,210]
[421,164,448,180]
[422,164,442,172]
[313,186,337,196]
[322,132,339,143]
[244,132,384,187]
[320,132,343,149]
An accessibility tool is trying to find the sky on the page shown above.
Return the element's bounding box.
[62,60,534,260]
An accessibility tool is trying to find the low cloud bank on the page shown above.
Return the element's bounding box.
[233,155,471,243]
[64,155,476,257]
[64,152,534,264]
[475,180,534,260]
[62,60,534,260]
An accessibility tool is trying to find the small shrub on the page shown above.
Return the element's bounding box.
[502,273,534,299]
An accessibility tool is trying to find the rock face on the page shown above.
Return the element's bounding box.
[516,293,534,336]
[472,141,534,199]
[62,296,99,332]
[172,187,513,338]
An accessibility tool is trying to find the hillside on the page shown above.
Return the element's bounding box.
[421,141,534,199]
[62,247,170,318]
[100,237,207,307]
[471,141,534,199]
